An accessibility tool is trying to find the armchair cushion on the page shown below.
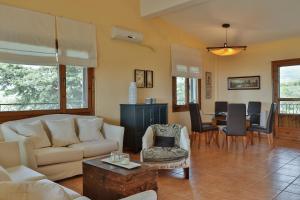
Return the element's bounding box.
[0,166,11,181]
[142,147,188,162]
[151,124,182,147]
[6,165,46,182]
[154,136,175,148]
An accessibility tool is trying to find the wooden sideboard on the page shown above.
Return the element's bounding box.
[120,103,168,152]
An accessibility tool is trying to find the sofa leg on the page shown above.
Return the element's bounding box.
[184,167,189,179]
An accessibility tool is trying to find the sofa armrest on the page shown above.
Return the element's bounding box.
[180,126,190,153]
[142,127,154,150]
[102,123,124,152]
[0,141,20,168]
[119,190,157,200]
[1,125,37,169]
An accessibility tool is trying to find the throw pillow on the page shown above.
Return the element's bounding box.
[15,121,51,149]
[45,119,79,147]
[76,118,104,142]
[154,136,175,147]
[0,166,11,181]
[0,180,71,200]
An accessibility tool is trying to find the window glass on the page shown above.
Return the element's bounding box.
[280,65,300,98]
[66,66,88,109]
[189,78,198,103]
[176,77,186,105]
[0,62,59,111]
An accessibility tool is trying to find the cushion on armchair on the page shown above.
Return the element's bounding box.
[142,147,188,162]
[151,124,182,147]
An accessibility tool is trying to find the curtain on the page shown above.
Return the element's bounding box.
[0,5,57,66]
[171,44,202,78]
[56,17,97,68]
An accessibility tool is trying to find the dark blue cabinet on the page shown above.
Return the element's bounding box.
[120,104,168,152]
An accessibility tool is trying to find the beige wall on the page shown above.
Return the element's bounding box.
[215,37,300,112]
[0,0,216,128]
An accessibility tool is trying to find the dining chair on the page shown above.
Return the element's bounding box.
[189,103,219,148]
[222,104,248,149]
[247,101,261,126]
[215,101,228,125]
[248,103,277,146]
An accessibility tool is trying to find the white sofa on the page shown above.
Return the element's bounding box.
[0,114,124,181]
[0,141,157,200]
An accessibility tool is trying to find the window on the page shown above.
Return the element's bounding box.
[279,65,300,114]
[172,77,201,112]
[0,62,94,121]
[66,66,88,109]
[0,63,59,111]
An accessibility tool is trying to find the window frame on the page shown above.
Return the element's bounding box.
[0,64,95,123]
[172,77,201,112]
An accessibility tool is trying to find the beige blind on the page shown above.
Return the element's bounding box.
[56,17,97,68]
[171,44,202,79]
[0,5,57,65]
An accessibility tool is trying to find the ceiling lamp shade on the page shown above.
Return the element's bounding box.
[207,24,247,56]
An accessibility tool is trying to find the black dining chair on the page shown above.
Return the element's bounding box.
[189,103,219,148]
[215,101,228,125]
[248,101,261,126]
[248,103,277,146]
[222,104,248,149]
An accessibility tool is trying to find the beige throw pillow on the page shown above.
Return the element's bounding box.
[0,166,11,181]
[76,118,104,142]
[45,119,79,147]
[0,180,71,200]
[15,121,51,149]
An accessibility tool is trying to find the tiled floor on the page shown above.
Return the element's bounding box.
[59,138,300,200]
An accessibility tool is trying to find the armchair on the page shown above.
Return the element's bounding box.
[140,124,190,179]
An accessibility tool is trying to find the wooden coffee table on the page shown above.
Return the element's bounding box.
[83,158,158,200]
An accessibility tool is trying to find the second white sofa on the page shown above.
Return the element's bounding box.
[0,114,124,181]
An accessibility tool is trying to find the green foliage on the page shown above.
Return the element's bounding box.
[0,63,86,110]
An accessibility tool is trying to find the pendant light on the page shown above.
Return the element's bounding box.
[207,23,247,56]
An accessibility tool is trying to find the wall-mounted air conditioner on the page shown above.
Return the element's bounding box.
[111,26,144,43]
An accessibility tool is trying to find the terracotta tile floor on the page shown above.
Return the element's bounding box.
[59,138,300,200]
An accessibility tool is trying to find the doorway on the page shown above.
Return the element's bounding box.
[272,58,300,141]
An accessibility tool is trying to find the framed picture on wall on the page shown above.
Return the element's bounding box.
[134,69,145,88]
[146,70,153,88]
[205,72,212,99]
[228,76,260,90]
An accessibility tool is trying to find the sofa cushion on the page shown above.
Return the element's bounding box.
[0,180,71,200]
[76,118,104,142]
[6,165,46,182]
[45,119,79,147]
[69,140,118,158]
[35,147,83,166]
[15,120,51,149]
[0,165,11,181]
[142,147,188,162]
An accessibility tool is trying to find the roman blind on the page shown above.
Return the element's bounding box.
[171,44,202,79]
[0,5,57,65]
[56,17,97,67]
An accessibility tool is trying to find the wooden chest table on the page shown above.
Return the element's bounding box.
[83,158,158,200]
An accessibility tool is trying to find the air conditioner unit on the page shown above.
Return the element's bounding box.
[111,26,144,43]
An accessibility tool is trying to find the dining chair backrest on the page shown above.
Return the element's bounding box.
[248,101,261,125]
[226,104,246,136]
[265,103,277,133]
[189,103,203,132]
[215,101,228,116]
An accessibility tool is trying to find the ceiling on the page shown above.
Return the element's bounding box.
[160,0,300,46]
